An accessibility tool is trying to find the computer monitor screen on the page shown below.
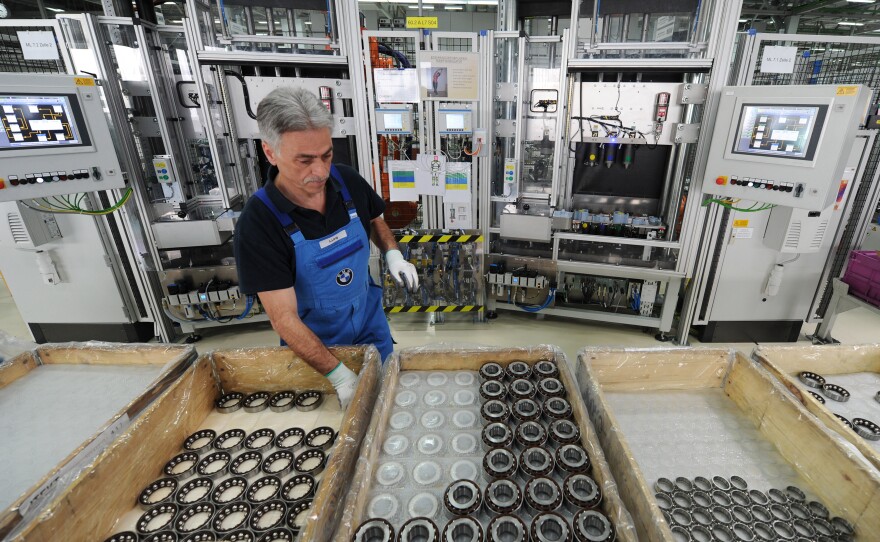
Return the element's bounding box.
[0,94,90,151]
[731,104,827,161]
[383,113,403,130]
[446,113,464,130]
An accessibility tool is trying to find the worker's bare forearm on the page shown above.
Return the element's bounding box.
[270,311,340,374]
[370,217,399,253]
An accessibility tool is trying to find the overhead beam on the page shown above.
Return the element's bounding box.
[793,0,845,15]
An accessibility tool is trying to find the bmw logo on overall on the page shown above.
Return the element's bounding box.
[336,268,354,286]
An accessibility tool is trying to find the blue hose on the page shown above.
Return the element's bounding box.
[510,288,556,313]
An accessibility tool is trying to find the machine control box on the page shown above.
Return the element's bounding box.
[0,73,125,202]
[437,105,473,135]
[702,84,871,211]
[376,107,414,135]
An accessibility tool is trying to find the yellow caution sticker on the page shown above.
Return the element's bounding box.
[406,16,438,29]
[836,86,858,96]
[733,219,749,228]
[74,77,95,86]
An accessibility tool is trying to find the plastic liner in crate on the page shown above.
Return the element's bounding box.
[842,250,880,308]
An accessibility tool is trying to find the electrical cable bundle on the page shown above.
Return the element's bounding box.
[20,187,133,215]
[703,197,775,212]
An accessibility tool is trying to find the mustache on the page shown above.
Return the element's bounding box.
[303,175,327,184]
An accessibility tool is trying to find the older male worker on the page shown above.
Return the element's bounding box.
[233,87,418,408]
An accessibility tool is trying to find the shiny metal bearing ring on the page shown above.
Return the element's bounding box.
[729,475,748,491]
[531,512,571,542]
[853,418,880,441]
[750,504,772,524]
[669,525,690,542]
[673,477,693,492]
[831,516,855,539]
[572,510,614,542]
[294,448,326,475]
[295,390,323,411]
[789,501,811,521]
[488,515,527,542]
[247,475,282,504]
[305,426,336,450]
[550,419,581,445]
[245,429,276,452]
[556,444,591,474]
[398,517,439,542]
[655,493,673,511]
[784,485,806,503]
[525,477,563,513]
[183,429,216,454]
[512,398,542,422]
[257,529,297,542]
[262,450,295,477]
[481,399,510,424]
[767,488,786,504]
[249,500,287,532]
[506,361,532,380]
[671,491,693,509]
[749,489,770,507]
[482,422,514,449]
[807,390,826,404]
[442,517,482,542]
[484,448,518,479]
[769,503,792,522]
[533,360,560,379]
[798,371,826,388]
[486,478,523,515]
[544,396,573,420]
[280,474,315,502]
[690,525,711,542]
[163,451,199,479]
[269,391,297,412]
[690,490,712,509]
[520,446,555,479]
[480,362,504,382]
[142,533,178,542]
[230,451,263,479]
[509,378,536,400]
[180,532,216,542]
[443,479,482,516]
[196,451,231,479]
[670,508,694,528]
[711,525,736,541]
[693,476,712,492]
[730,505,753,524]
[175,502,215,534]
[821,383,850,402]
[808,500,830,519]
[216,533,253,542]
[213,429,246,453]
[538,377,565,398]
[515,420,548,449]
[136,502,179,535]
[836,414,854,429]
[691,507,713,528]
[175,477,214,506]
[771,520,796,540]
[212,501,251,533]
[138,477,178,510]
[711,475,731,492]
[354,519,394,542]
[103,532,139,542]
[285,498,313,530]
[654,478,675,493]
[710,506,734,525]
[711,489,733,507]
[211,476,249,505]
[243,391,271,413]
[480,380,507,401]
[564,474,602,512]
[215,392,244,413]
[274,427,305,451]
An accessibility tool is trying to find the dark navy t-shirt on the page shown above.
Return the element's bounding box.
[233,164,385,295]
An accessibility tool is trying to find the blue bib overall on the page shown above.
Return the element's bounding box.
[254,165,393,360]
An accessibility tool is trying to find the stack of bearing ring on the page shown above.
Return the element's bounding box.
[654,475,857,541]
[102,388,335,542]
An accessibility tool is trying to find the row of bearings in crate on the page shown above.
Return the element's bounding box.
[654,475,855,542]
[214,390,324,414]
[797,372,880,441]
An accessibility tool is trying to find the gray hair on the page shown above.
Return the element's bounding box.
[257,86,334,151]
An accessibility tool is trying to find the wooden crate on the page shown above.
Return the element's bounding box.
[753,343,880,471]
[576,347,880,542]
[8,346,380,542]
[0,343,197,539]
[334,345,638,542]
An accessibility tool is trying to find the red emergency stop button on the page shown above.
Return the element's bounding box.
[0,179,5,189]
[716,176,728,186]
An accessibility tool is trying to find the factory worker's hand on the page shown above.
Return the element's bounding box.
[386,249,419,291]
[326,361,358,411]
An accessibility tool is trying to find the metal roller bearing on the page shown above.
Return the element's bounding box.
[103,533,138,542]
[811,518,834,537]
[673,477,693,492]
[711,476,732,492]
[690,507,713,527]
[808,500,830,519]
[690,490,712,508]
[480,380,507,401]
[525,477,563,513]
[690,525,711,542]
[807,390,826,404]
[295,390,323,411]
[729,475,748,491]
[294,448,326,475]
[533,360,559,379]
[305,426,336,450]
[274,428,305,451]
[531,512,572,542]
[230,451,263,479]
[488,515,527,542]
[196,451,231,479]
[556,444,591,474]
[506,361,532,380]
[670,508,694,528]
[767,488,787,505]
[142,533,178,542]
[163,452,199,479]
[751,522,774,541]
[484,448,518,479]
[218,531,253,542]
[286,498,313,530]
[710,506,733,525]
[671,491,693,509]
[792,518,816,539]
[175,477,214,506]
[544,396,573,420]
[669,525,691,542]
[836,414,854,429]
[693,476,712,492]
[136,503,179,535]
[785,485,806,503]
[212,501,251,533]
[138,478,178,510]
[398,517,439,542]
[520,447,555,479]
[211,476,248,505]
[247,475,282,504]
[515,420,548,449]
[249,500,288,532]
[730,505,753,524]
[789,502,811,521]
[262,450,295,477]
[354,519,394,542]
[730,489,750,507]
[769,503,792,522]
[572,509,614,542]
[797,371,826,388]
[280,474,316,503]
[174,502,215,534]
[821,383,850,402]
[243,391,271,413]
[655,493,673,511]
[481,399,510,424]
[771,520,796,540]
[486,478,523,514]
[213,429,246,453]
[748,489,770,507]
[549,419,581,446]
[183,429,216,454]
[564,474,602,512]
[654,478,675,494]
[479,362,504,382]
[711,490,733,508]
[269,391,297,413]
[245,429,276,452]
[215,392,244,413]
[482,422,514,449]
[538,377,565,398]
[443,479,482,516]
[711,525,736,541]
[661,510,673,525]
[750,504,772,524]
[853,418,880,441]
[256,529,297,542]
[181,533,217,542]
[509,378,536,400]
[442,517,482,542]
[512,397,541,423]
[831,516,855,540]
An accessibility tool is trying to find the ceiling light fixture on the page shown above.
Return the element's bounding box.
[46,6,65,11]
[445,5,464,9]
[838,21,865,25]
[846,0,875,3]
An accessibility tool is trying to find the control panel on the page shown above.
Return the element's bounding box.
[0,73,125,203]
[152,155,176,185]
[376,107,414,135]
[702,84,871,211]
[437,105,473,135]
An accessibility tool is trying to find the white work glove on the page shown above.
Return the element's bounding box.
[386,249,419,291]
[326,361,358,411]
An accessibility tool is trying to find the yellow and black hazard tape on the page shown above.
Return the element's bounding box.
[385,305,484,313]
[395,234,484,244]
